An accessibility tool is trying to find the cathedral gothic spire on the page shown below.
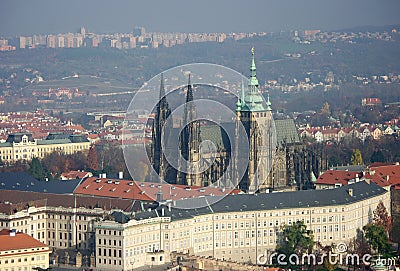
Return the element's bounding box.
[151,73,171,181]
[177,74,201,186]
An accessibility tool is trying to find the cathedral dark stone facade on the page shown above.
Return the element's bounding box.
[150,50,300,192]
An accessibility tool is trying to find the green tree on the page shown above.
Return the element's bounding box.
[370,150,385,163]
[275,221,314,268]
[350,149,363,165]
[363,223,390,254]
[29,157,45,181]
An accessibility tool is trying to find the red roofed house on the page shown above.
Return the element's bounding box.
[61,170,93,180]
[87,133,100,144]
[0,229,51,270]
[365,163,400,189]
[316,163,400,190]
[362,97,382,106]
[316,170,361,189]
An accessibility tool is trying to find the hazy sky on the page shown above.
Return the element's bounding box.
[1,0,400,36]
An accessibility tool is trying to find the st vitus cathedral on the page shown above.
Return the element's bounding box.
[150,49,301,192]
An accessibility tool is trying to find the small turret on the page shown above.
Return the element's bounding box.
[266,93,272,111]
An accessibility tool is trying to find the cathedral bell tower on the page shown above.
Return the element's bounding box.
[235,48,274,192]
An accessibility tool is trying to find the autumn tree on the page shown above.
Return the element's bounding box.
[42,152,69,178]
[137,160,149,182]
[320,101,331,116]
[373,201,392,235]
[350,149,363,165]
[86,145,99,171]
[66,152,86,171]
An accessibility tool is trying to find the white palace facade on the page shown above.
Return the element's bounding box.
[94,181,389,270]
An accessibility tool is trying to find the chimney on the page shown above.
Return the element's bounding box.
[348,188,353,197]
[118,171,123,179]
[103,173,107,179]
[156,187,163,202]
[161,207,165,217]
[10,229,16,237]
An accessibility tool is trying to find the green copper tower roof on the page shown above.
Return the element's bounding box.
[241,47,267,112]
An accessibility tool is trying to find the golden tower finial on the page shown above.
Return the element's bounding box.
[251,47,254,55]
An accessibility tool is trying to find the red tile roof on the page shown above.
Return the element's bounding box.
[0,229,49,251]
[61,170,92,180]
[316,164,400,188]
[87,134,99,139]
[0,190,139,214]
[316,170,358,186]
[369,164,400,186]
[74,177,241,202]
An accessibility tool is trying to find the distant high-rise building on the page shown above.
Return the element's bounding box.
[66,34,74,48]
[80,27,86,38]
[74,36,84,48]
[33,35,47,47]
[129,36,136,48]
[56,35,65,48]
[19,36,27,49]
[47,35,56,48]
[84,36,98,48]
[133,26,146,37]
